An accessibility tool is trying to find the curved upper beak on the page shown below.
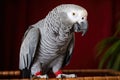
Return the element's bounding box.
[72,21,88,36]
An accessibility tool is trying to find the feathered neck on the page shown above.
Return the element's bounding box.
[44,10,72,40]
[44,8,61,33]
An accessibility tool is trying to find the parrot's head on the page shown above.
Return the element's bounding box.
[56,4,88,36]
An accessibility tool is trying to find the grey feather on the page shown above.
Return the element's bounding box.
[19,26,40,69]
[62,34,75,67]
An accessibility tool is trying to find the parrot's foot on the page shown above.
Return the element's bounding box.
[56,74,77,78]
[33,74,48,78]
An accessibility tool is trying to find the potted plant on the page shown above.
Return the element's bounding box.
[96,21,120,71]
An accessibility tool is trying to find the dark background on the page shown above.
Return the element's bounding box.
[0,0,120,71]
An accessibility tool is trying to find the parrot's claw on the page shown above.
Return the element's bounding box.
[33,74,48,78]
[56,74,77,78]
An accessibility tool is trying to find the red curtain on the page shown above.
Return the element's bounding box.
[0,0,120,70]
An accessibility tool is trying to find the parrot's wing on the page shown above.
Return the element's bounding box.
[19,26,40,70]
[62,33,75,67]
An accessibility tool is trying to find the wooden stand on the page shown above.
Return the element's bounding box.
[0,69,120,80]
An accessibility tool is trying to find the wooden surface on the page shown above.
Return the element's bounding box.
[0,69,120,80]
[0,77,120,80]
[0,69,120,76]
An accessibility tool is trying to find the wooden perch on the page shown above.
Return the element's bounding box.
[0,69,120,80]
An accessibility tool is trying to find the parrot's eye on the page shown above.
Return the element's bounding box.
[72,12,75,16]
[82,17,84,20]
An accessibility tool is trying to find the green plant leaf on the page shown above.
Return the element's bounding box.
[106,50,120,69]
[112,53,120,70]
[96,37,120,57]
[98,40,120,69]
[106,52,118,69]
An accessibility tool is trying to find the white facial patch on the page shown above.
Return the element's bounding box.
[67,9,88,23]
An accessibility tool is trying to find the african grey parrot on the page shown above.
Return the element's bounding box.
[19,4,88,78]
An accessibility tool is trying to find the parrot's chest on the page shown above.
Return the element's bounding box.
[41,35,70,53]
[37,33,72,63]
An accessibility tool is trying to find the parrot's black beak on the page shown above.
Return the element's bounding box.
[72,21,88,36]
